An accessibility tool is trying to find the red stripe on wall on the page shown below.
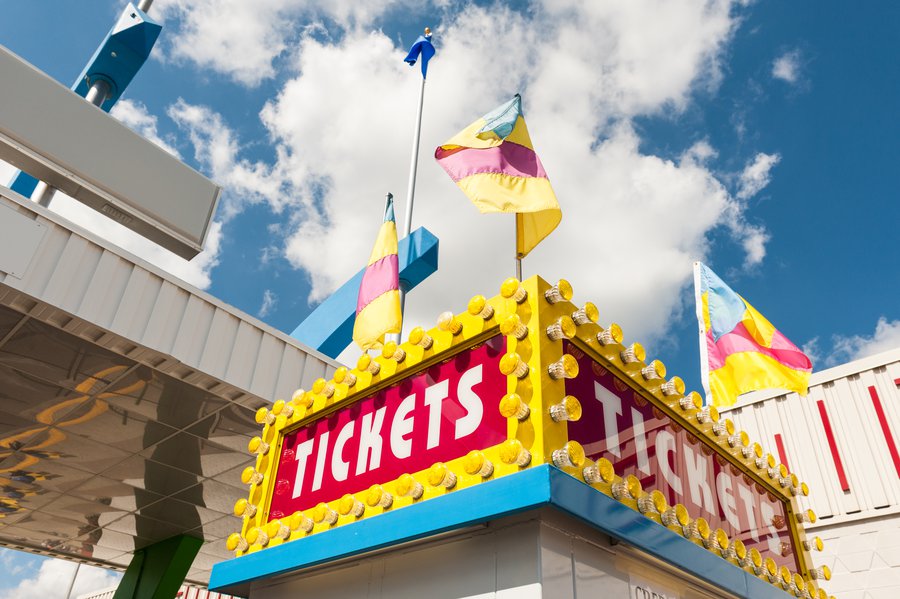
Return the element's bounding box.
[817,400,850,492]
[869,385,900,478]
[774,433,790,471]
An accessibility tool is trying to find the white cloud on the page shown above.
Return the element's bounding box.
[772,50,801,84]
[148,0,776,361]
[259,289,277,317]
[110,99,181,158]
[0,557,120,599]
[152,0,404,86]
[829,317,900,366]
[736,152,780,200]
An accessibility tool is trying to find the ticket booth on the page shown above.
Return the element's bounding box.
[209,276,834,599]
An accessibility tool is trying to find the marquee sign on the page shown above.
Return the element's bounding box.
[227,276,831,597]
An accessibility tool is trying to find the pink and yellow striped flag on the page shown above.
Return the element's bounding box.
[694,262,812,408]
[435,94,561,257]
[353,198,402,350]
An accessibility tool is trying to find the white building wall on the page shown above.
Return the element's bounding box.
[724,346,900,599]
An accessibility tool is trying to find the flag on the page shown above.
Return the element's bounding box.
[403,30,435,78]
[694,262,812,408]
[434,94,561,257]
[353,198,402,350]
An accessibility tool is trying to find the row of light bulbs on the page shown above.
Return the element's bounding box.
[234,276,827,596]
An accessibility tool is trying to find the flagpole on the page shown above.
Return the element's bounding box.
[397,27,431,336]
[515,214,523,280]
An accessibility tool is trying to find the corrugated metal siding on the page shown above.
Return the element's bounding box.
[0,188,337,405]
[724,347,900,527]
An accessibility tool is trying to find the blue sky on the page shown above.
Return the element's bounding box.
[1,0,899,593]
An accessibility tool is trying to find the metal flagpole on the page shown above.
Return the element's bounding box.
[397,27,431,336]
[64,562,81,599]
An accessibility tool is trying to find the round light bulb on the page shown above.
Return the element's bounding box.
[549,395,582,422]
[499,314,528,340]
[500,278,527,303]
[463,450,494,478]
[597,323,624,346]
[551,441,585,469]
[500,439,531,466]
[544,279,573,304]
[499,353,529,378]
[499,393,530,420]
[583,458,615,484]
[437,311,463,334]
[357,353,381,375]
[395,473,425,499]
[548,354,579,380]
[409,326,434,349]
[572,302,599,325]
[467,295,495,320]
[427,462,457,489]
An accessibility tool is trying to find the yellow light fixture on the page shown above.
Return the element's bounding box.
[546,315,576,341]
[548,354,579,380]
[357,353,381,375]
[365,484,394,508]
[763,557,778,583]
[779,566,792,590]
[544,279,573,304]
[272,399,294,419]
[499,393,530,420]
[571,302,599,326]
[499,313,529,340]
[748,548,763,574]
[499,352,529,378]
[409,326,434,349]
[549,395,582,422]
[225,533,249,553]
[612,474,642,501]
[291,388,313,409]
[338,493,366,517]
[732,538,747,564]
[233,498,256,518]
[661,503,690,529]
[437,311,463,334]
[500,277,528,303]
[463,450,495,478]
[381,341,406,363]
[680,391,703,411]
[255,407,275,426]
[620,342,646,364]
[333,366,357,388]
[499,439,532,467]
[246,526,269,547]
[712,418,735,437]
[729,430,750,449]
[661,376,685,396]
[583,458,616,485]
[312,377,336,398]
[248,436,269,456]
[288,511,314,533]
[312,502,339,525]
[267,519,291,541]
[240,466,263,486]
[596,323,624,346]
[641,360,666,381]
[467,295,495,320]
[427,462,458,489]
[796,509,817,524]
[395,473,425,499]
[803,536,824,552]
[552,441,586,469]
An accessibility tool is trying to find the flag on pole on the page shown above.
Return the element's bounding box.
[403,29,435,78]
[434,94,561,258]
[353,197,402,350]
[694,262,812,408]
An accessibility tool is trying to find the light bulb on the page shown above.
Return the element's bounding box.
[291,388,312,409]
[680,392,703,411]
[233,498,257,518]
[500,278,527,303]
[248,436,269,456]
[409,326,434,349]
[549,395,582,422]
[596,323,624,346]
[796,509,817,524]
[246,526,269,547]
[312,377,335,398]
[620,342,645,364]
[729,430,750,449]
[437,311,463,334]
[467,295,495,320]
[271,399,294,419]
[240,467,263,486]
[641,360,666,380]
[463,450,494,478]
[712,418,735,437]
[571,302,599,325]
[499,353,529,378]
[546,316,576,341]
[366,484,394,508]
[612,474,642,501]
[583,458,615,485]
[499,439,531,466]
[333,366,357,387]
[226,533,248,553]
[548,354,579,380]
[395,473,425,499]
[544,279,573,304]
[427,462,457,489]
[499,313,528,340]
[381,341,406,363]
[338,493,366,517]
[267,519,291,541]
[551,441,586,469]
[803,537,824,552]
[312,502,338,525]
[661,376,685,396]
[255,407,275,426]
[499,393,530,420]
[290,511,314,533]
[357,353,381,375]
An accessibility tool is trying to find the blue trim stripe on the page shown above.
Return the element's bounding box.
[210,466,790,599]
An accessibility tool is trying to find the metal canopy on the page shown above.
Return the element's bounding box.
[0,187,337,584]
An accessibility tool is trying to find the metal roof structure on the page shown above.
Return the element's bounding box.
[0,184,337,584]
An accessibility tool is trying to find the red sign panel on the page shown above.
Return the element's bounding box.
[564,342,798,570]
[268,336,508,519]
